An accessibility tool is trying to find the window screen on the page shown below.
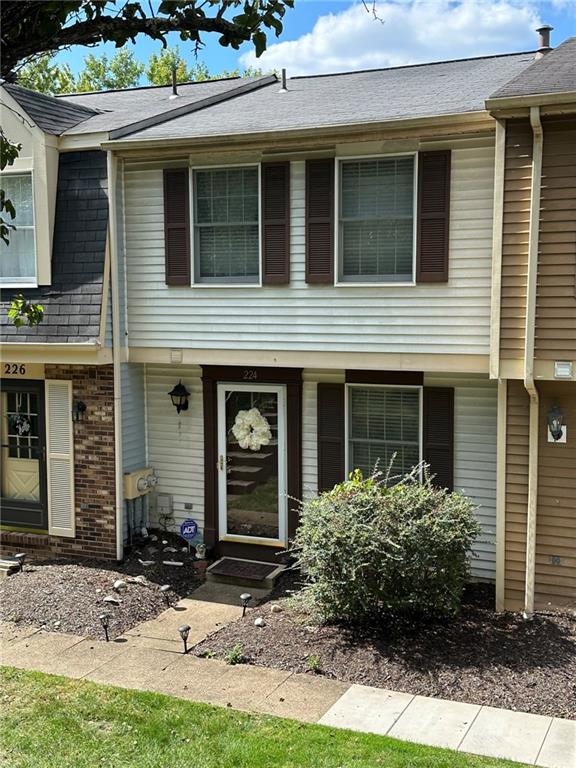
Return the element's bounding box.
[194,166,259,283]
[339,156,414,282]
[348,387,420,479]
[0,173,36,285]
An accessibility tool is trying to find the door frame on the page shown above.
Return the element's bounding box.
[217,382,287,546]
[0,378,48,531]
[202,365,302,562]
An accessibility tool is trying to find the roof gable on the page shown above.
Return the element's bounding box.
[2,82,98,134]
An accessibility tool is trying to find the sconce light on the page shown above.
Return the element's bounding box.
[168,380,190,414]
[72,400,87,422]
[547,403,565,442]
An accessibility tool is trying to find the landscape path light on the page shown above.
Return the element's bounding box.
[160,584,172,607]
[99,612,111,642]
[240,593,252,618]
[178,624,191,654]
[14,553,26,572]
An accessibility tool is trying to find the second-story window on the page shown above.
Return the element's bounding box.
[193,166,260,284]
[0,172,36,286]
[338,155,415,284]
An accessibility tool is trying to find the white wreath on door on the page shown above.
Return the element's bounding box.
[232,407,272,451]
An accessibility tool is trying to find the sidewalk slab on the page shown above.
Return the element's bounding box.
[459,705,553,765]
[255,673,350,723]
[148,654,230,703]
[318,684,414,735]
[204,663,293,711]
[537,718,576,768]
[0,621,41,645]
[84,647,180,690]
[26,638,126,679]
[0,630,83,669]
[388,695,481,750]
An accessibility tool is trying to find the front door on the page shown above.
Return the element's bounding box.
[0,380,48,530]
[217,383,287,545]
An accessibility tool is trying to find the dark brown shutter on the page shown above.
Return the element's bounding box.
[306,158,334,283]
[416,150,451,283]
[317,383,345,492]
[163,168,191,286]
[423,387,454,491]
[262,161,290,284]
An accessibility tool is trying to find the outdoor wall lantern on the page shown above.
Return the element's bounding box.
[168,381,190,414]
[72,400,87,422]
[547,403,565,443]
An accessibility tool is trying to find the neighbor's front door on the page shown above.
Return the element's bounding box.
[0,380,48,530]
[217,383,287,545]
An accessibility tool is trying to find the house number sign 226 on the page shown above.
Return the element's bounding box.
[243,369,258,380]
[4,364,27,375]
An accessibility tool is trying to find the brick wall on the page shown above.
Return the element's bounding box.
[1,364,118,561]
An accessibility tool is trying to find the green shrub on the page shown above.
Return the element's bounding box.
[290,467,480,623]
[224,643,245,665]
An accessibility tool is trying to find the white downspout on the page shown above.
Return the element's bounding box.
[523,106,543,616]
[107,150,124,561]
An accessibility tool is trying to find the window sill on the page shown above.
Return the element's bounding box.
[190,282,262,289]
[0,282,38,289]
[334,281,416,288]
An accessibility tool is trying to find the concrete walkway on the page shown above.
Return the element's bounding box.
[1,583,574,768]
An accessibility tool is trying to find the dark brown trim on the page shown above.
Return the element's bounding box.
[317,382,345,492]
[261,161,290,285]
[163,167,191,286]
[305,158,335,284]
[416,150,451,283]
[201,365,302,558]
[422,386,454,491]
[345,370,424,386]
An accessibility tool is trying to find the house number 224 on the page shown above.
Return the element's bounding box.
[242,369,258,381]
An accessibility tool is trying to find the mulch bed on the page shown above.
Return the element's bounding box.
[194,571,576,720]
[0,530,204,640]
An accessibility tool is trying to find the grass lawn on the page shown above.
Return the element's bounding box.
[0,667,527,768]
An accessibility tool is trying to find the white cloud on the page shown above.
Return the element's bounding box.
[241,1,542,76]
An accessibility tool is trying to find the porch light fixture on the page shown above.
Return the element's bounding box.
[160,584,172,607]
[178,624,191,654]
[14,553,26,572]
[240,593,252,618]
[72,400,87,422]
[168,381,190,414]
[99,612,111,642]
[547,403,564,442]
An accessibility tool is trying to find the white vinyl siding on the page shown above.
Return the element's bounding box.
[123,139,495,355]
[1,172,36,286]
[338,156,415,283]
[193,166,260,284]
[45,380,75,538]
[145,364,204,535]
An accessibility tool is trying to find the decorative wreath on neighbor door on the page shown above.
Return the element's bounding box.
[232,407,272,451]
[10,414,31,437]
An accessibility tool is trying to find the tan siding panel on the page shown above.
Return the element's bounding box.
[535,117,576,361]
[500,120,532,360]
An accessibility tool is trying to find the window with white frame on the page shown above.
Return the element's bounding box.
[348,386,421,479]
[193,166,259,284]
[0,173,36,285]
[338,156,415,283]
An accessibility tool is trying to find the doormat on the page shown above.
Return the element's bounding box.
[208,557,279,582]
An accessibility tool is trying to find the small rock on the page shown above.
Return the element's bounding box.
[163,560,183,567]
[133,575,147,584]
[54,620,61,628]
[103,595,120,605]
[181,547,188,552]
[95,588,102,594]
[147,547,158,555]
[138,559,155,567]
[271,604,283,613]
[162,540,168,545]
[254,617,266,627]
[150,535,158,542]
[141,527,148,537]
[163,546,177,553]
[113,579,128,592]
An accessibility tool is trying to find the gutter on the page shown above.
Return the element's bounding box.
[489,117,506,380]
[106,150,124,562]
[522,105,543,617]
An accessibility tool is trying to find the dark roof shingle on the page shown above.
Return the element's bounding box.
[490,37,576,99]
[3,83,98,134]
[1,151,108,344]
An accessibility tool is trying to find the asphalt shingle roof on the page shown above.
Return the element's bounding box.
[118,51,536,142]
[58,76,271,135]
[490,37,576,99]
[2,82,98,134]
[1,151,108,344]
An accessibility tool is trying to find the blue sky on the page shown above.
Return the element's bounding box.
[56,1,575,81]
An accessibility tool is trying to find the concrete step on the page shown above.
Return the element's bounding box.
[228,465,267,482]
[227,451,274,464]
[226,479,257,495]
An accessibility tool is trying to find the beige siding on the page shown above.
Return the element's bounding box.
[503,380,529,610]
[535,382,576,608]
[500,120,532,362]
[123,140,495,356]
[535,117,576,361]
